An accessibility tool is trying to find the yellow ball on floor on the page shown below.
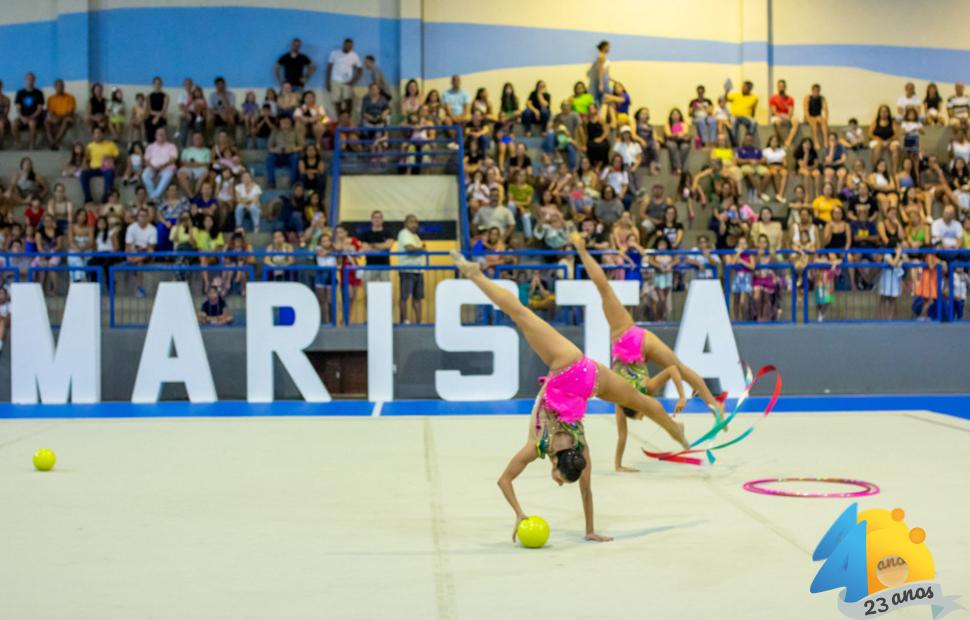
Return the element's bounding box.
[33,448,56,472]
[517,516,550,549]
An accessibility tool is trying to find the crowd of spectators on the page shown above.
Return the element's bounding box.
[1,37,970,326]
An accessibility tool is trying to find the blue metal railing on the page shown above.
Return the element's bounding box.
[5,248,970,326]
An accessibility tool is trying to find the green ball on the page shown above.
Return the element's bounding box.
[33,448,56,472]
[517,516,550,549]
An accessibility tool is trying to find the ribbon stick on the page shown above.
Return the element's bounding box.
[643,364,782,466]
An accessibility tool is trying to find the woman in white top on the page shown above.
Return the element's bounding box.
[949,129,970,165]
[761,135,789,203]
[234,171,263,232]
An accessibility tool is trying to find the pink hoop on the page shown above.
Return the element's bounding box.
[742,477,880,498]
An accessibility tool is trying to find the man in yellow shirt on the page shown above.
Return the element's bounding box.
[80,126,119,204]
[726,80,759,147]
[44,78,76,150]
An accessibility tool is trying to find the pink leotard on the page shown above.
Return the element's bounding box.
[539,356,598,425]
[611,325,647,364]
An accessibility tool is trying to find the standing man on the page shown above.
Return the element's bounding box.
[442,75,470,124]
[359,209,395,283]
[44,79,76,150]
[768,79,799,146]
[176,77,196,147]
[326,38,362,115]
[276,37,315,91]
[362,55,391,101]
[14,72,45,150]
[396,214,425,323]
[80,126,119,204]
[726,80,758,146]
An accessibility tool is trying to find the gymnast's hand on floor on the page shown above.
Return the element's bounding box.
[512,514,527,543]
[585,532,613,542]
[615,465,639,473]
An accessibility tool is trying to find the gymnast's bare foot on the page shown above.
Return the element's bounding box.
[450,251,481,277]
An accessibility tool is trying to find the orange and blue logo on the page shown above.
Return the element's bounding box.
[811,503,963,618]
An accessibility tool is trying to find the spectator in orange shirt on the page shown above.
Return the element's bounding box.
[44,78,77,150]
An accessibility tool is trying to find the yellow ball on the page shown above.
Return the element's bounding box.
[517,516,550,549]
[33,448,56,472]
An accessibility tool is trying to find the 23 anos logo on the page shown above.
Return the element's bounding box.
[810,503,964,618]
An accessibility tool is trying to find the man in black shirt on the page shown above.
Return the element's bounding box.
[14,72,45,149]
[275,38,315,91]
[359,209,394,282]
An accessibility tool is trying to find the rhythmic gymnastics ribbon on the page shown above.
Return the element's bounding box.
[642,364,782,466]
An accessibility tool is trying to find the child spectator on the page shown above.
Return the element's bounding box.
[878,244,904,320]
[129,93,148,144]
[814,253,841,321]
[198,286,234,325]
[122,141,145,186]
[728,236,753,321]
[841,118,864,150]
[108,87,126,141]
[62,142,86,178]
[314,230,337,324]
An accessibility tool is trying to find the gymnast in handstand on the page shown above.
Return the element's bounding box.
[570,232,726,473]
[451,252,688,544]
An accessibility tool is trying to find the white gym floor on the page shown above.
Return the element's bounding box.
[1,410,968,619]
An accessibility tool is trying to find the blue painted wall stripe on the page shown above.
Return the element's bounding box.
[0,7,968,88]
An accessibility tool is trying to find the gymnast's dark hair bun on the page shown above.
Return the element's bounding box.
[622,406,637,418]
[556,448,587,483]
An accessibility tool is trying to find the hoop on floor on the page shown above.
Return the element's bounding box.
[742,477,880,498]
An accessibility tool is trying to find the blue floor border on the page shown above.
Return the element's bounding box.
[1,395,969,421]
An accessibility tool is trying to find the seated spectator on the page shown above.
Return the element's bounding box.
[124,208,156,297]
[45,79,77,150]
[612,125,642,183]
[264,230,295,280]
[465,108,491,154]
[240,90,259,140]
[949,129,970,165]
[222,230,255,295]
[688,85,717,146]
[726,80,758,146]
[735,133,767,202]
[249,103,277,149]
[632,108,661,175]
[946,82,969,130]
[932,205,963,250]
[211,129,244,178]
[299,144,326,195]
[128,92,148,144]
[570,81,594,115]
[191,180,220,229]
[85,85,108,141]
[472,187,516,241]
[793,138,821,199]
[687,234,722,279]
[278,82,300,118]
[234,171,263,232]
[168,211,197,253]
[108,87,126,141]
[751,206,783,251]
[176,131,212,196]
[300,208,328,249]
[655,205,685,249]
[60,141,85,177]
[594,184,623,227]
[275,37,315,91]
[639,183,672,236]
[198,285,234,325]
[663,108,691,175]
[441,74,470,124]
[14,72,45,150]
[4,156,48,204]
[803,84,829,147]
[522,81,551,136]
[813,181,842,223]
[761,135,788,203]
[32,213,63,293]
[841,117,864,151]
[533,208,573,251]
[266,116,303,188]
[207,77,238,137]
[867,159,898,213]
[79,126,119,205]
[896,81,921,121]
[924,83,943,126]
[768,79,799,147]
[121,141,145,186]
[401,79,422,117]
[821,131,848,194]
[101,189,127,227]
[141,128,179,201]
[156,185,190,251]
[294,90,328,145]
[47,182,74,231]
[600,154,630,208]
[868,104,900,170]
